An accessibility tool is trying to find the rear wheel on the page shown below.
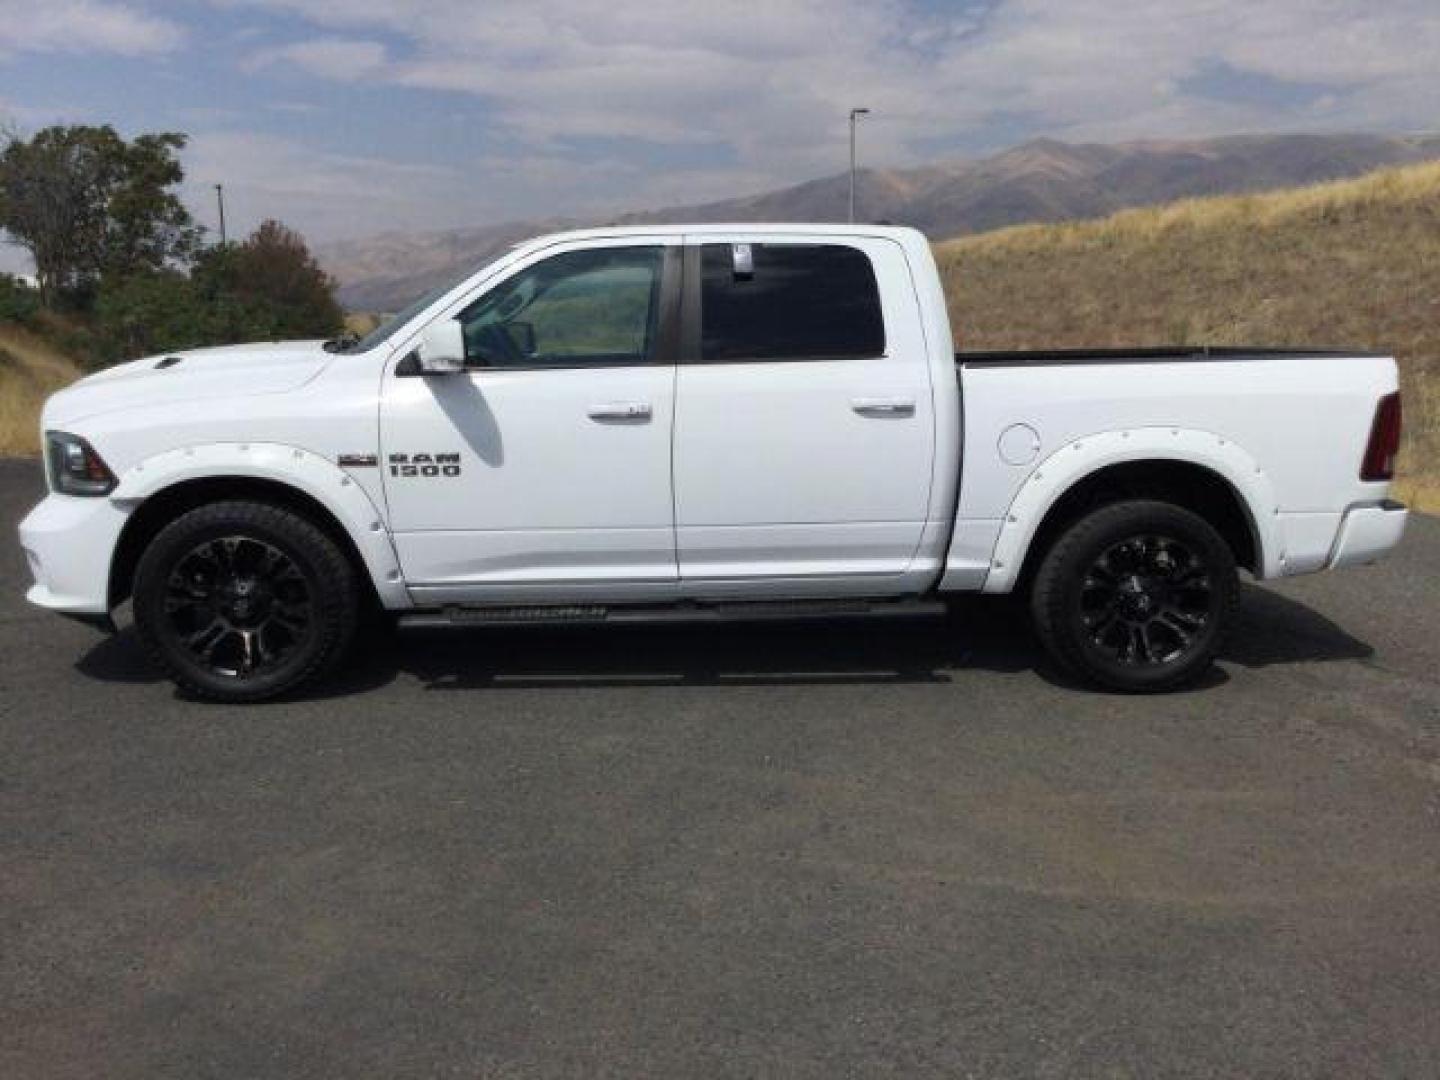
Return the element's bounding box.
[133,500,359,702]
[1029,500,1238,692]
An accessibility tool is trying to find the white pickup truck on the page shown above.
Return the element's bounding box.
[20,224,1408,701]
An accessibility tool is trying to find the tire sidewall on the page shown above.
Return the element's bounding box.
[133,503,356,701]
[1039,501,1238,692]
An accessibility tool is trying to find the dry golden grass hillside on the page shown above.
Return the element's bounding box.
[937,161,1440,509]
[0,322,83,456]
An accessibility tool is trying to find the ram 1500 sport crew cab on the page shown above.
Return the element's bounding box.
[19,224,1409,701]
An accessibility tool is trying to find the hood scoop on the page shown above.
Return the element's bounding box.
[154,355,184,370]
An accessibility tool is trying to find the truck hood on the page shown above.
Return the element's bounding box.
[45,340,335,427]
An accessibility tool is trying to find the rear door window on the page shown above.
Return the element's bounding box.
[697,243,885,362]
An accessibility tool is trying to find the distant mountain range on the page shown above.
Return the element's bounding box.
[320,132,1440,311]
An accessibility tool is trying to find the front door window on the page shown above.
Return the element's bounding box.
[459,246,664,369]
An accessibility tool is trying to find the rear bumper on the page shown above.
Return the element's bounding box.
[1327,500,1408,570]
[18,493,130,616]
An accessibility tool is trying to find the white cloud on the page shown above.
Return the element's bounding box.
[264,100,327,116]
[0,0,183,57]
[0,234,32,274]
[0,97,86,129]
[181,131,465,241]
[223,0,1440,183]
[13,2,1440,250]
[244,36,388,80]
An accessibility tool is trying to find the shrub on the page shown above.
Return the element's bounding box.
[0,273,40,323]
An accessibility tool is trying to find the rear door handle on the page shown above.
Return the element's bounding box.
[587,401,652,422]
[851,397,916,417]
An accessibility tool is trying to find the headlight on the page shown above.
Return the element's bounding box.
[46,431,116,496]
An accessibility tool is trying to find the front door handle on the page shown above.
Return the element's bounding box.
[587,401,652,422]
[851,397,916,417]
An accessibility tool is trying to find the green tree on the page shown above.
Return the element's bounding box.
[193,219,343,339]
[93,271,221,366]
[93,220,344,366]
[0,125,198,307]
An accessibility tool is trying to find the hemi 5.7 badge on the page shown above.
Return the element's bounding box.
[388,452,462,477]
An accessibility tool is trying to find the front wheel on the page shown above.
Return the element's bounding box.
[133,500,360,702]
[1029,500,1238,692]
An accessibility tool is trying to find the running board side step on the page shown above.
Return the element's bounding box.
[397,597,947,631]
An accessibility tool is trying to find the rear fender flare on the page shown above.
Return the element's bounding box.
[110,442,411,608]
[983,427,1281,594]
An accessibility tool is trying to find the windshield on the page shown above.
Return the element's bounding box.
[345,262,486,353]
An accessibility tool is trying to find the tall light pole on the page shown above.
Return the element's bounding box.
[848,107,870,223]
[214,183,227,246]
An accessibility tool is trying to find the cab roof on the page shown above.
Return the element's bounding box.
[511,222,926,252]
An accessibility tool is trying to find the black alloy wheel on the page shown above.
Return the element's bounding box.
[1030,499,1238,692]
[162,535,314,678]
[1078,533,1214,667]
[133,501,359,702]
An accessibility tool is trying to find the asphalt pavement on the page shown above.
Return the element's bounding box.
[3,456,1439,1078]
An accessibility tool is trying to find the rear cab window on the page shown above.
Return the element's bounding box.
[695,243,886,362]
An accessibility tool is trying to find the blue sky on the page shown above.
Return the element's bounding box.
[2,0,1438,269]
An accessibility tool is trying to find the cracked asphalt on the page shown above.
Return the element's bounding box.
[3,456,1439,1078]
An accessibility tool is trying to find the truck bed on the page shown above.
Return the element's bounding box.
[948,344,1400,592]
[957,346,1384,367]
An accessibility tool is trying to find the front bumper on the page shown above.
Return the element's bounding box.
[1327,500,1409,570]
[18,493,131,616]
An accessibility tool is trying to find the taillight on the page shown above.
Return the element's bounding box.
[1360,392,1402,482]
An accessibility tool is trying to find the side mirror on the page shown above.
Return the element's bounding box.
[416,318,466,374]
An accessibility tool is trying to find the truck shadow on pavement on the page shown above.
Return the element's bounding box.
[74,584,1374,702]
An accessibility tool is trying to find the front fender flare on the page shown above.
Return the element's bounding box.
[982,427,1281,594]
[110,442,411,609]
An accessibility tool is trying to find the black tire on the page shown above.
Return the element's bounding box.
[1029,499,1238,692]
[133,500,360,702]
